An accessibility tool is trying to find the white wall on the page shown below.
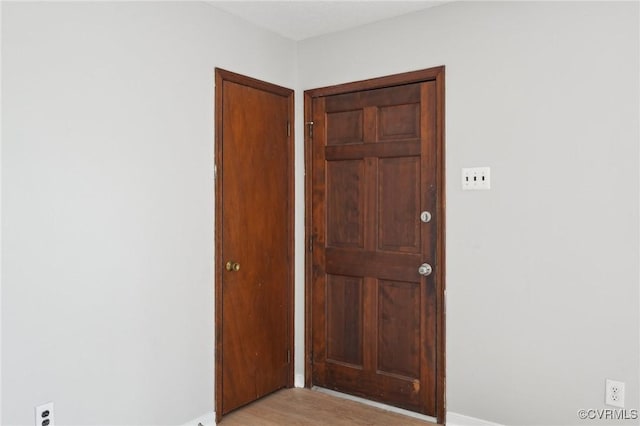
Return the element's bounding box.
[4,2,639,426]
[1,2,295,425]
[296,2,639,425]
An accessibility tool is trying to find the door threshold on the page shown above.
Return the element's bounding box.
[311,386,438,424]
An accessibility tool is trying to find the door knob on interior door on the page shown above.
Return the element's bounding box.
[418,263,432,276]
[225,261,240,272]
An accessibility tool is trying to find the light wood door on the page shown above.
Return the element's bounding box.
[215,69,294,419]
[306,68,445,421]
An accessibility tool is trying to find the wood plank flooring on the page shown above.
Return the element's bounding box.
[219,388,436,425]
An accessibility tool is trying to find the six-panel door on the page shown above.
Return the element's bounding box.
[311,81,439,416]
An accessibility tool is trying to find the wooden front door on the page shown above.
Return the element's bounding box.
[306,68,445,422]
[215,69,294,419]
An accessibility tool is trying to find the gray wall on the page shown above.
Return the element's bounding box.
[3,1,639,426]
[1,2,295,425]
[296,2,639,425]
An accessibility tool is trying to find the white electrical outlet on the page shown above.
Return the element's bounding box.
[462,167,491,190]
[605,379,625,408]
[35,402,55,426]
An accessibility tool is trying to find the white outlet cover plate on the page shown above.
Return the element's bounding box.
[605,379,625,408]
[35,402,55,426]
[462,167,491,190]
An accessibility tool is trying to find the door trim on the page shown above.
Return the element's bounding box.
[215,68,295,421]
[304,66,446,424]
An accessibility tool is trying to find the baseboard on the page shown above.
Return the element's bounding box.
[179,412,216,426]
[447,412,503,426]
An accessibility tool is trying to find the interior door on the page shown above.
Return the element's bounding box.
[307,68,445,421]
[215,69,294,419]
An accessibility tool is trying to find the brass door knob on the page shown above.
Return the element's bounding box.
[225,261,240,272]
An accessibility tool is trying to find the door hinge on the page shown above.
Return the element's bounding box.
[306,121,314,139]
[287,121,291,137]
[308,235,314,252]
[214,164,217,180]
[287,349,291,364]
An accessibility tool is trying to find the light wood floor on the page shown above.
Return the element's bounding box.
[219,388,436,425]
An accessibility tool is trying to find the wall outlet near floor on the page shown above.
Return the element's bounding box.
[35,402,55,426]
[462,167,491,190]
[605,379,625,408]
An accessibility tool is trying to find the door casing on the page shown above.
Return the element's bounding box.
[304,66,446,424]
[214,68,295,421]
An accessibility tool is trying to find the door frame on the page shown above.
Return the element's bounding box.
[215,68,295,420]
[304,66,446,424]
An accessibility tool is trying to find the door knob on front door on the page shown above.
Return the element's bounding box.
[225,261,240,272]
[420,211,432,223]
[418,263,432,276]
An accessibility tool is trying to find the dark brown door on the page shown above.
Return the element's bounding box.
[307,68,445,421]
[215,69,294,419]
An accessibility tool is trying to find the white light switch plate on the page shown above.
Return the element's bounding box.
[462,167,491,190]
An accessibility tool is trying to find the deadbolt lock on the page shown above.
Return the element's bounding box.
[420,211,432,223]
[225,261,240,272]
[418,263,432,276]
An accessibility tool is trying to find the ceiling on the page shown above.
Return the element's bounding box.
[207,1,447,41]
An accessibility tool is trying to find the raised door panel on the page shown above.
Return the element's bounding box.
[326,274,364,367]
[377,280,421,379]
[378,157,421,253]
[326,160,365,248]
